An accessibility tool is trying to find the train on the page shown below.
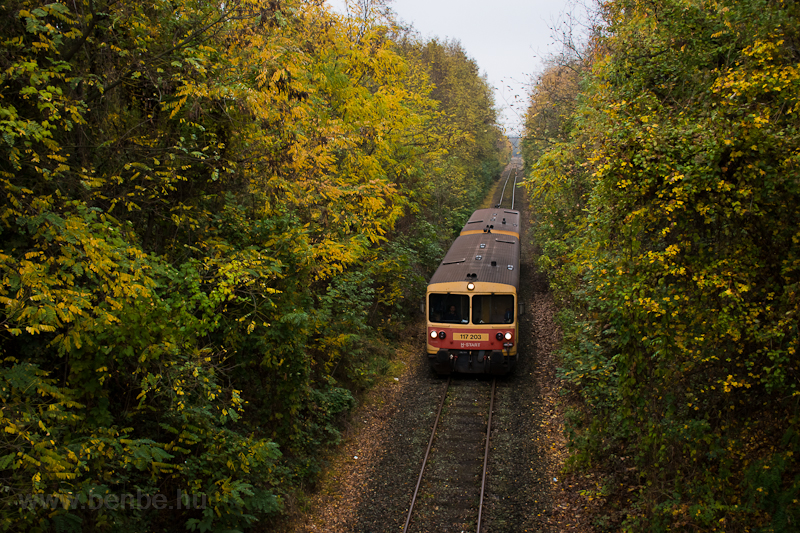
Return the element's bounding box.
[425,209,522,375]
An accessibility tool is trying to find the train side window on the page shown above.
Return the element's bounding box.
[471,294,515,324]
[429,294,469,323]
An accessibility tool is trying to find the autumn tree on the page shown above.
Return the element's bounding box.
[0,0,503,530]
[524,0,800,530]
[523,55,583,160]
[393,35,506,232]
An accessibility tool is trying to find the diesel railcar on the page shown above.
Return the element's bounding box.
[426,212,522,375]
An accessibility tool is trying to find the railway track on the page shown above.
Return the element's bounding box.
[402,377,498,533]
[495,165,520,210]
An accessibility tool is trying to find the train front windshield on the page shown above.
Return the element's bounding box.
[471,294,514,324]
[428,293,514,325]
[429,294,469,323]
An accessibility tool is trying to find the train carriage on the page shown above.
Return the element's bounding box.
[459,208,521,238]
[426,226,521,375]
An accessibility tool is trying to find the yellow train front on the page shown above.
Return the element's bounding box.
[425,228,521,375]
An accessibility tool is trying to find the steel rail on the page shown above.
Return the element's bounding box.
[511,168,518,211]
[402,376,451,533]
[497,166,513,208]
[476,378,497,533]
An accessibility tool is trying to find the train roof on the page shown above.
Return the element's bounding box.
[460,208,521,236]
[429,233,520,288]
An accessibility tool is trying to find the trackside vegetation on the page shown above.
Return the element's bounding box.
[523,0,800,530]
[0,0,506,530]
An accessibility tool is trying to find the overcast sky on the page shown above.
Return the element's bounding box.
[327,0,583,136]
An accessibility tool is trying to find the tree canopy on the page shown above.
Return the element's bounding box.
[0,0,506,530]
[524,0,800,530]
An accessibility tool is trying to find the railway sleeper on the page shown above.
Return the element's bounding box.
[430,349,516,376]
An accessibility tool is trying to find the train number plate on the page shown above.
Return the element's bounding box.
[455,333,488,341]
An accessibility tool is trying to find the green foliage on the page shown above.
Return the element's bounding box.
[0,0,505,529]
[524,0,800,530]
[396,35,506,226]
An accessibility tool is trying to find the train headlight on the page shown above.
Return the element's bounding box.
[430,330,438,339]
[495,332,503,341]
[439,331,447,340]
[504,332,512,340]
[467,282,475,290]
